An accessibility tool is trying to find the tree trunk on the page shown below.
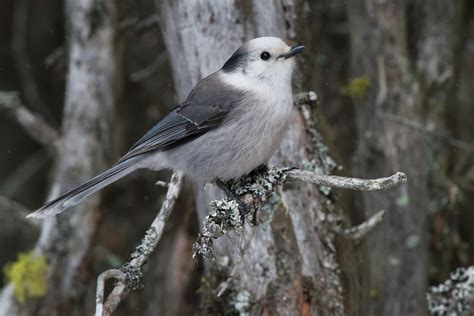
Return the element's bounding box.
[348,0,465,315]
[157,1,352,315]
[0,0,121,315]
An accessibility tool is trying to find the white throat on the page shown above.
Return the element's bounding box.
[218,68,293,99]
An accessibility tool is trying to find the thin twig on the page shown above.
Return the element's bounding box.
[0,91,60,149]
[11,0,51,119]
[287,170,407,191]
[0,195,36,222]
[0,149,50,196]
[129,52,167,82]
[95,269,126,316]
[334,210,385,242]
[379,111,474,152]
[44,46,65,68]
[119,14,160,35]
[95,172,183,316]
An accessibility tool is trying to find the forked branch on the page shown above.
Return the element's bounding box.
[0,91,59,150]
[95,166,407,315]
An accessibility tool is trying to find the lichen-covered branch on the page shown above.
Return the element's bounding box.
[93,164,405,313]
[427,266,474,315]
[0,91,59,149]
[193,166,407,259]
[95,172,183,316]
[193,166,292,259]
[294,91,318,106]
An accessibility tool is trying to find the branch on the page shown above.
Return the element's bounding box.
[95,269,126,316]
[119,14,160,35]
[193,167,407,259]
[95,172,183,316]
[287,170,407,191]
[44,46,65,68]
[0,149,50,196]
[129,52,168,82]
[334,210,385,242]
[11,0,51,118]
[379,111,474,152]
[0,91,59,149]
[294,91,318,106]
[0,195,38,226]
[427,266,474,315]
[95,166,406,311]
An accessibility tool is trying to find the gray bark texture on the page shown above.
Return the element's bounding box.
[347,0,466,315]
[0,0,121,314]
[157,0,353,315]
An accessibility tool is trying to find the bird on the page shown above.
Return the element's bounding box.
[27,36,304,219]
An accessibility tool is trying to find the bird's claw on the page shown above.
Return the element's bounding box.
[215,178,251,225]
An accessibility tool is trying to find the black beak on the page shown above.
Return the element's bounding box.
[279,45,305,59]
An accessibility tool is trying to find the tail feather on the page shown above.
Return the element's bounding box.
[27,158,139,219]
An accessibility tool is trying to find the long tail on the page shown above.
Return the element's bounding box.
[27,158,139,219]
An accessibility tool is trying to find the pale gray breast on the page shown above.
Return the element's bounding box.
[163,92,294,181]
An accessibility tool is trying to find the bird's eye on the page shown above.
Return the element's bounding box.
[260,52,270,60]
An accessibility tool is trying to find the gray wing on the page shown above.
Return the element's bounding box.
[117,73,244,163]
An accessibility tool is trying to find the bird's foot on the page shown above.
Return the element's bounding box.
[215,178,248,225]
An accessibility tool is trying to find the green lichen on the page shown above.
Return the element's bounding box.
[428,97,444,117]
[3,252,48,303]
[341,76,370,100]
[370,288,378,300]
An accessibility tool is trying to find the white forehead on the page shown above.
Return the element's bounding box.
[246,37,289,52]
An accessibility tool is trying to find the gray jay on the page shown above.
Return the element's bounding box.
[28,37,304,219]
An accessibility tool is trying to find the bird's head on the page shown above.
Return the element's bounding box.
[221,37,304,90]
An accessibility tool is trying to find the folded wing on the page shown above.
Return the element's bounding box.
[117,73,244,163]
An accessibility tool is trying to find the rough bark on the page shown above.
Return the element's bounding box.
[348,1,427,315]
[0,0,121,314]
[348,0,465,315]
[157,0,350,315]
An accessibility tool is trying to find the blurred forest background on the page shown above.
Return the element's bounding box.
[0,0,473,315]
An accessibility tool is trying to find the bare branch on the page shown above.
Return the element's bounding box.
[95,269,126,316]
[0,149,50,196]
[11,0,51,118]
[287,170,407,191]
[44,46,65,68]
[379,111,474,152]
[119,14,160,35]
[0,195,37,224]
[95,172,183,316]
[334,210,385,242]
[0,91,60,149]
[129,52,168,82]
